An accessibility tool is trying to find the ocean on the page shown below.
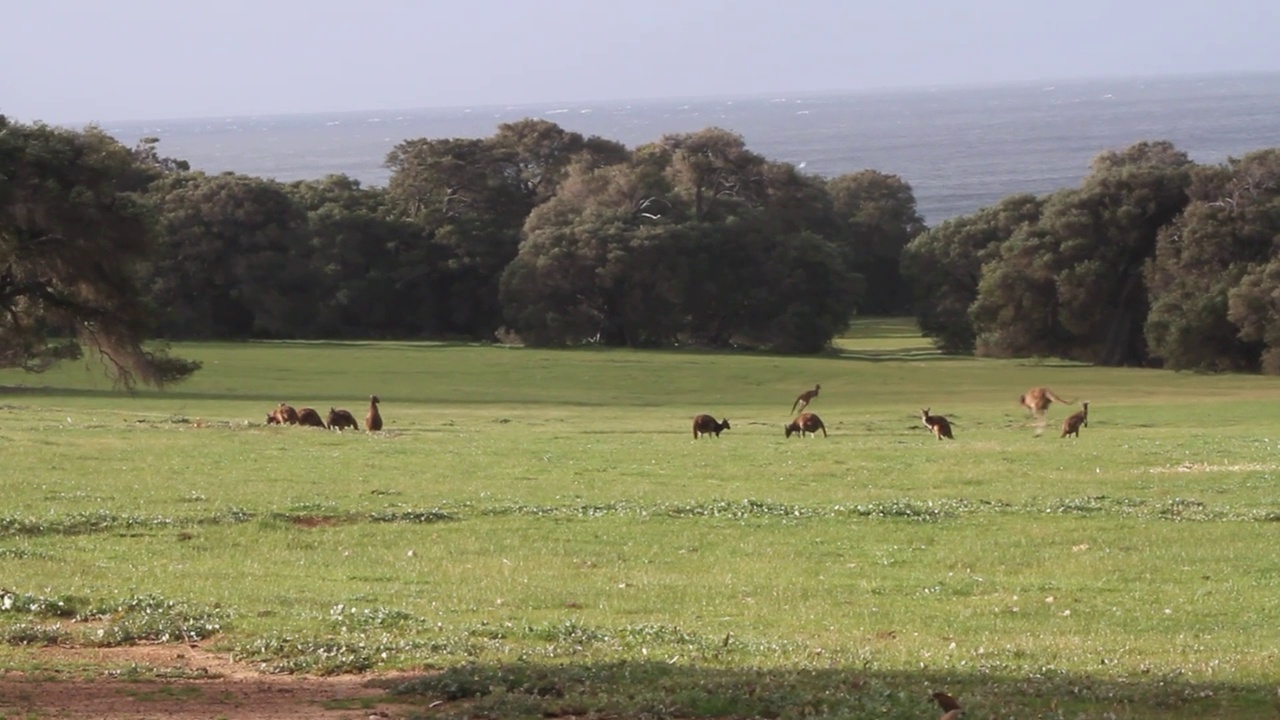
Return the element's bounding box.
[102,73,1280,225]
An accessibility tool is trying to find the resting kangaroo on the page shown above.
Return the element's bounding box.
[365,395,383,432]
[920,408,954,440]
[692,414,731,438]
[785,412,827,438]
[1061,401,1089,438]
[791,384,821,414]
[1019,386,1072,418]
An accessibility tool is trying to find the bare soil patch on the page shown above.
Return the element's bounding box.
[0,643,418,719]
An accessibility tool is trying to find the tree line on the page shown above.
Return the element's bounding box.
[903,140,1280,373]
[5,112,1280,388]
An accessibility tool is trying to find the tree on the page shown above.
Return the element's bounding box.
[1144,154,1280,370]
[901,194,1042,353]
[144,172,312,339]
[286,175,436,338]
[0,116,199,388]
[969,141,1193,364]
[827,170,926,314]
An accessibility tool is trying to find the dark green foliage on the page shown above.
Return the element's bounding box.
[901,194,1042,353]
[827,170,927,314]
[972,141,1193,365]
[144,172,312,338]
[0,116,199,387]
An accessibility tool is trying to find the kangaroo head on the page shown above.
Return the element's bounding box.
[370,395,380,404]
[785,424,795,438]
[921,408,930,418]
[721,419,731,430]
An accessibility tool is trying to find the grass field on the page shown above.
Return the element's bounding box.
[2,318,1280,718]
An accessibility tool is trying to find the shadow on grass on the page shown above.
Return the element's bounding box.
[381,660,1271,719]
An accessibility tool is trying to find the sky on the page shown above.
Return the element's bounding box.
[4,0,1279,124]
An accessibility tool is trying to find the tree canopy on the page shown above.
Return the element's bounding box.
[0,116,199,388]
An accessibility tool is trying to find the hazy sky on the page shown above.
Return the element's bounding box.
[4,0,1278,123]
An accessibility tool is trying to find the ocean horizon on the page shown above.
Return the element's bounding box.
[91,72,1280,224]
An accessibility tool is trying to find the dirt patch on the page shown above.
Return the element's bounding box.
[0,643,420,719]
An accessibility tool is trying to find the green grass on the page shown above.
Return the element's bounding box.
[2,318,1280,718]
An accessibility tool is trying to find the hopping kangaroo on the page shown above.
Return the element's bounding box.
[1019,386,1072,418]
[1060,401,1089,438]
[365,395,383,432]
[791,384,821,414]
[920,408,954,440]
[785,412,827,438]
[692,414,731,438]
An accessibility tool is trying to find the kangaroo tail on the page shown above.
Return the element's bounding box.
[1046,390,1073,405]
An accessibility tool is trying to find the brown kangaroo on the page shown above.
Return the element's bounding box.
[785,412,827,438]
[692,414,730,438]
[791,384,821,414]
[365,395,383,432]
[296,407,326,428]
[1061,401,1089,438]
[327,407,360,431]
[265,403,299,425]
[932,691,963,720]
[1019,386,1072,417]
[920,408,954,440]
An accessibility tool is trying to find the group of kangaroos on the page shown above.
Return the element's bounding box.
[693,384,1090,440]
[265,395,383,432]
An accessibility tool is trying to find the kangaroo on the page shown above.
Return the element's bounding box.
[265,402,299,425]
[327,407,360,431]
[692,414,730,438]
[932,691,963,720]
[920,408,954,440]
[1019,386,1072,418]
[1060,401,1089,438]
[365,395,383,432]
[296,407,326,428]
[791,384,821,414]
[785,412,827,438]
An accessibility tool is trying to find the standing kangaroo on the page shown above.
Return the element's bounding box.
[365,395,383,432]
[692,414,731,438]
[920,408,955,440]
[1061,401,1089,438]
[1019,386,1072,418]
[791,384,821,414]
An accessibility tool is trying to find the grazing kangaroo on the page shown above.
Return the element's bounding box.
[1019,386,1072,418]
[785,412,827,438]
[932,691,963,720]
[692,414,731,438]
[791,384,821,414]
[920,408,955,440]
[296,407,326,428]
[1061,401,1089,438]
[266,402,299,425]
[327,407,360,431]
[365,395,383,432]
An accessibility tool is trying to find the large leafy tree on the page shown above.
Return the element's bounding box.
[827,170,926,314]
[1144,152,1280,370]
[0,116,198,387]
[901,194,1042,353]
[286,175,436,338]
[144,172,312,338]
[970,141,1193,364]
